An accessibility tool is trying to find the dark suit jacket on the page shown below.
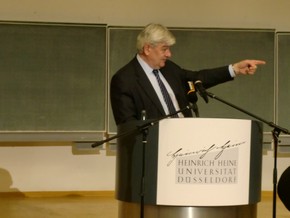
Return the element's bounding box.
[111,56,233,125]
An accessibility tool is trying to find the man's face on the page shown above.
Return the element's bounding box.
[144,43,172,69]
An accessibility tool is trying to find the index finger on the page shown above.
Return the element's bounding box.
[252,60,266,65]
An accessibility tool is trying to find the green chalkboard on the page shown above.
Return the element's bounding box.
[108,27,275,133]
[108,27,142,133]
[0,22,106,132]
[277,33,290,131]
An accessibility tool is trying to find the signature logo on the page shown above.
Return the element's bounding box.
[166,140,245,166]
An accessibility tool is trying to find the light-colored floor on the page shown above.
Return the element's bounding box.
[258,194,289,218]
[0,193,288,218]
[0,194,118,218]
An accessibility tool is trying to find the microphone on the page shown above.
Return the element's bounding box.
[187,81,199,117]
[141,110,146,121]
[194,80,209,103]
[187,81,198,103]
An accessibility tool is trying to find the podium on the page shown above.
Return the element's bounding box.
[115,118,263,218]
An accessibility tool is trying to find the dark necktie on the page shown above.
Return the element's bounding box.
[153,69,178,117]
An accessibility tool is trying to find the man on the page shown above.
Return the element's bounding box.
[110,23,266,125]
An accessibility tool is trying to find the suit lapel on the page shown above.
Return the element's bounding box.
[161,69,180,97]
[160,68,186,109]
[133,60,166,116]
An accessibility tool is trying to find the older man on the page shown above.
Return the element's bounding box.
[110,23,266,125]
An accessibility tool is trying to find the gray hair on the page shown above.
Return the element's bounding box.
[136,23,176,53]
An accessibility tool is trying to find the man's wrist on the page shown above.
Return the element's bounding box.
[229,64,237,77]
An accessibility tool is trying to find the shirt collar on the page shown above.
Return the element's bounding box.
[136,54,154,75]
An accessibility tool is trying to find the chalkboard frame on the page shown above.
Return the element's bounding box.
[0,21,107,141]
[276,32,290,132]
[1,22,287,141]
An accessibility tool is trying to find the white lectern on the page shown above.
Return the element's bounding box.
[115,118,263,218]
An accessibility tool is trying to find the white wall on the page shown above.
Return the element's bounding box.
[0,144,116,192]
[1,0,290,31]
[0,0,289,193]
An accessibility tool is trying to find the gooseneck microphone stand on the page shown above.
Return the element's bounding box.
[187,102,199,117]
[203,90,289,218]
[140,110,148,218]
[91,105,193,218]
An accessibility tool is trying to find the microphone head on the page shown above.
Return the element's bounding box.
[187,90,198,103]
[141,110,146,121]
[194,80,209,103]
[187,81,198,103]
